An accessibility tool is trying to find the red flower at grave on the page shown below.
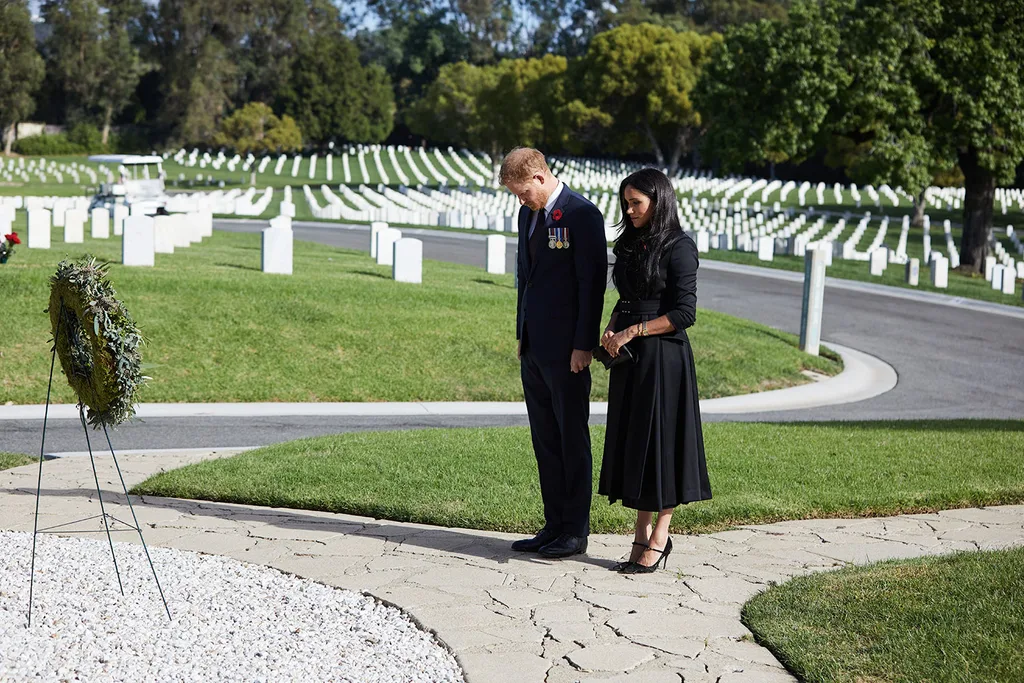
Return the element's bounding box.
[5,232,19,245]
[551,209,562,221]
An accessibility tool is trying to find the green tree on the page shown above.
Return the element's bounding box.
[0,0,45,154]
[696,0,1024,273]
[278,30,395,145]
[211,101,301,153]
[40,0,104,124]
[406,60,497,152]
[694,1,848,175]
[408,55,574,178]
[569,23,721,174]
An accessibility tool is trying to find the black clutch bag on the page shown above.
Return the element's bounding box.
[592,344,636,369]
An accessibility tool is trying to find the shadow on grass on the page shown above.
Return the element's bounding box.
[352,270,390,280]
[215,262,261,272]
[472,278,514,289]
[757,420,1024,433]
[6,486,621,571]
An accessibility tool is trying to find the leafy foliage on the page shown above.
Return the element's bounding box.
[211,102,302,154]
[48,257,145,427]
[0,0,45,154]
[694,0,1024,272]
[277,32,395,145]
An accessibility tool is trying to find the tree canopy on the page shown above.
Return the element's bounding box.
[694,0,1024,272]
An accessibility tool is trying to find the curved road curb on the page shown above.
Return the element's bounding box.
[0,342,896,421]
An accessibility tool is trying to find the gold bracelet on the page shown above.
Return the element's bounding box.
[641,321,649,337]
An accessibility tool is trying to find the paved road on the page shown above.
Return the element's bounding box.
[3,219,1021,455]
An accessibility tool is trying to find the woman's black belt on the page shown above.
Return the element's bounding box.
[616,299,661,314]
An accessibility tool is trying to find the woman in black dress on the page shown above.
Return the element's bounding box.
[598,168,712,574]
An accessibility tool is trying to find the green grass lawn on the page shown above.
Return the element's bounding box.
[0,227,838,405]
[0,452,37,471]
[742,547,1024,682]
[130,421,1024,534]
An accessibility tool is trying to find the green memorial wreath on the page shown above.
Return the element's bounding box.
[48,257,145,427]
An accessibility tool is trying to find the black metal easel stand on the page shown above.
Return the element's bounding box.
[27,310,171,627]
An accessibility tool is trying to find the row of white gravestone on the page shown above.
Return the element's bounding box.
[366,221,509,284]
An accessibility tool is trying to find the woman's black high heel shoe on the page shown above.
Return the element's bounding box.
[621,537,672,574]
[611,542,649,572]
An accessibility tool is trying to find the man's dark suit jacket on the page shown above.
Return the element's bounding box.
[516,185,608,363]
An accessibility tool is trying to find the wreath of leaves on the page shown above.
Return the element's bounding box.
[48,257,145,427]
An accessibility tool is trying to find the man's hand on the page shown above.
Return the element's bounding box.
[570,349,592,373]
[517,340,522,360]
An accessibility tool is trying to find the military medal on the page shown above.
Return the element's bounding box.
[548,238,556,249]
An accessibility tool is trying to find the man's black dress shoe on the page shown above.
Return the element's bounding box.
[538,533,588,558]
[511,528,560,552]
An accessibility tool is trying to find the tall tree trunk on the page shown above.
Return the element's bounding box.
[3,124,13,155]
[102,104,113,146]
[642,121,665,169]
[957,147,996,274]
[769,161,776,180]
[667,128,693,177]
[912,189,927,227]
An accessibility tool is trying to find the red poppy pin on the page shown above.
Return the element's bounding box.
[551,209,562,221]
[5,232,19,245]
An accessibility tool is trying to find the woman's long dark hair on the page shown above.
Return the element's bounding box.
[612,168,683,297]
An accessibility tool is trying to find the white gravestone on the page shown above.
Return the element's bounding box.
[757,236,774,261]
[171,213,191,248]
[869,248,887,276]
[370,221,389,259]
[991,265,1005,291]
[984,255,996,281]
[280,200,296,218]
[261,216,293,275]
[905,258,920,286]
[376,228,402,266]
[486,234,506,275]
[799,246,828,356]
[182,212,201,243]
[1002,269,1016,295]
[153,215,175,254]
[113,204,128,236]
[28,209,51,249]
[393,238,422,284]
[200,211,213,238]
[122,216,155,267]
[64,209,86,243]
[91,207,110,239]
[930,256,948,289]
[696,231,710,253]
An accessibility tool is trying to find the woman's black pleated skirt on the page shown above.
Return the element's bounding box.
[598,331,712,512]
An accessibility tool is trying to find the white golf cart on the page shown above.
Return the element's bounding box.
[88,154,170,215]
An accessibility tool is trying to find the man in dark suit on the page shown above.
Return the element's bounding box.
[500,147,608,558]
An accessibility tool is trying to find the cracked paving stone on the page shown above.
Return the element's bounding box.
[457,652,549,683]
[708,640,789,668]
[810,540,938,564]
[683,577,767,604]
[566,643,656,672]
[938,508,1024,525]
[547,622,598,643]
[581,669,684,683]
[627,635,706,659]
[533,601,593,625]
[488,587,565,609]
[607,612,750,640]
[410,565,509,589]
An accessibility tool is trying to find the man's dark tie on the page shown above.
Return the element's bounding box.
[529,208,546,263]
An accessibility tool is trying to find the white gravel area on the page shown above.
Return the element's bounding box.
[0,531,464,682]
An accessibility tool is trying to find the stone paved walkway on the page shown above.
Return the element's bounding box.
[4,450,1024,683]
